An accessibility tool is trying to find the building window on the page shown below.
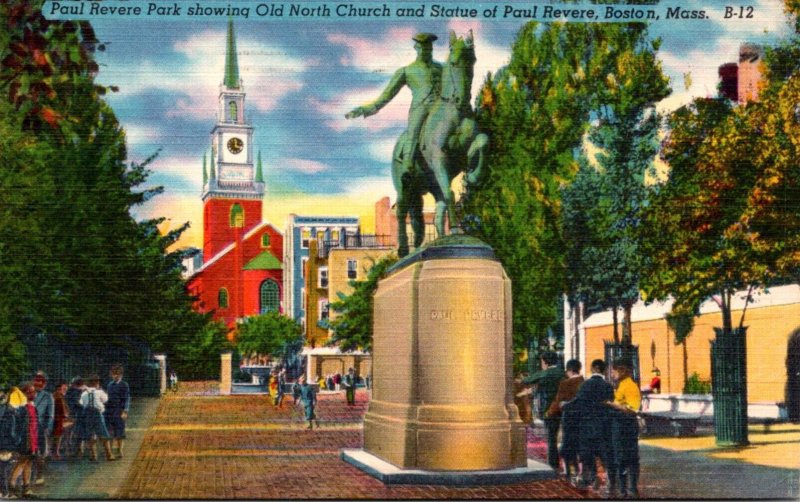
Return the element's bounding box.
[301,228,311,248]
[228,101,237,122]
[230,203,244,228]
[260,280,279,314]
[318,267,328,289]
[347,259,358,279]
[301,257,308,279]
[319,299,329,321]
[261,233,270,248]
[301,287,306,311]
[218,288,229,309]
[316,230,325,243]
[331,229,340,242]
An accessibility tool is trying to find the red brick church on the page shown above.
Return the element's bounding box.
[186,21,283,328]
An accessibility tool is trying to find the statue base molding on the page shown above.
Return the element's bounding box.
[341,449,554,485]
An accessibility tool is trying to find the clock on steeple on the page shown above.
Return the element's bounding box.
[201,19,266,260]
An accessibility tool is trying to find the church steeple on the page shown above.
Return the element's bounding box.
[224,19,240,90]
[202,151,208,185]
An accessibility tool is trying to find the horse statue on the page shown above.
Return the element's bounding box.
[391,30,488,257]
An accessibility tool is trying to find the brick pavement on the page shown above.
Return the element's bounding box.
[116,382,588,499]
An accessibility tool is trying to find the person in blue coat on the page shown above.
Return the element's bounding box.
[298,376,318,430]
[105,364,130,458]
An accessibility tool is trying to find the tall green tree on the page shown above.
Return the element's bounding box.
[579,25,670,345]
[0,0,215,374]
[325,255,398,353]
[464,20,669,357]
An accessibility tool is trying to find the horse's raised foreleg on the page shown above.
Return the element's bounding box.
[466,132,488,185]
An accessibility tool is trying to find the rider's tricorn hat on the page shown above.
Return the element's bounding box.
[412,32,438,44]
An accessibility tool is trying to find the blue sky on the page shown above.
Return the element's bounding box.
[89,0,792,248]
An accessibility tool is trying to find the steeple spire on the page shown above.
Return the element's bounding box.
[202,151,208,185]
[224,18,240,89]
[255,150,264,183]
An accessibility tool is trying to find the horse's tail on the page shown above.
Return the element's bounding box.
[466,132,488,185]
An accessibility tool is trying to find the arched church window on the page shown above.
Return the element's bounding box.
[230,203,244,228]
[228,101,237,122]
[218,288,229,309]
[260,280,280,314]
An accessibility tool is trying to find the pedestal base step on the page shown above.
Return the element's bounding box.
[340,449,555,485]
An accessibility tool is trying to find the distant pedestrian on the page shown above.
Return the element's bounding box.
[169,371,178,392]
[10,383,37,498]
[79,375,116,462]
[333,372,341,391]
[298,376,317,430]
[51,381,69,460]
[275,369,286,407]
[521,351,566,470]
[365,372,371,390]
[32,372,53,485]
[573,359,615,492]
[547,359,584,481]
[105,364,130,458]
[291,379,301,406]
[608,357,642,499]
[343,368,356,406]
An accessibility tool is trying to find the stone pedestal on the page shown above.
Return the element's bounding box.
[220,351,233,396]
[354,238,530,476]
[153,354,167,396]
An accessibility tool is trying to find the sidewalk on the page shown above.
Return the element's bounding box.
[34,396,161,499]
[637,424,800,499]
[115,383,585,499]
[35,382,800,499]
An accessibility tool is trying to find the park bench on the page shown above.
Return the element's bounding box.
[639,410,703,437]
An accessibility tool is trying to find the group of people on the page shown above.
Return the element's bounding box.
[0,365,130,498]
[522,352,642,498]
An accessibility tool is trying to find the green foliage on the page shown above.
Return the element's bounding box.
[326,254,398,353]
[683,372,711,395]
[0,0,115,131]
[236,312,304,362]
[464,21,669,351]
[172,320,232,381]
[0,0,215,374]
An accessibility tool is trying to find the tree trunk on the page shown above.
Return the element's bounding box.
[612,307,620,345]
[622,302,633,346]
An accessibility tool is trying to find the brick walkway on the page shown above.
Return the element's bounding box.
[116,382,587,499]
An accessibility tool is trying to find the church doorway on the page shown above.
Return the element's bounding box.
[787,327,800,423]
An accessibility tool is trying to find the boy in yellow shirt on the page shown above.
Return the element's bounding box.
[608,357,641,498]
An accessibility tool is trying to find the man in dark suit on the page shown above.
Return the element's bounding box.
[548,359,584,481]
[573,359,615,493]
[522,351,566,470]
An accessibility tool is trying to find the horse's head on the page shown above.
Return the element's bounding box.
[448,30,476,67]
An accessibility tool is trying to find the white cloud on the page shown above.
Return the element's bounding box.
[101,29,308,119]
[280,158,331,174]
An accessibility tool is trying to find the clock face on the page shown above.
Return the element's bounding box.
[227,137,244,155]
